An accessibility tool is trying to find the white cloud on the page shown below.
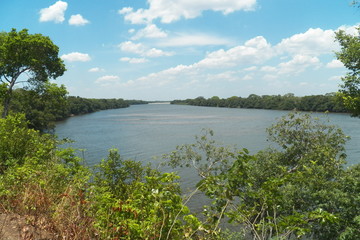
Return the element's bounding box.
[116,25,359,95]
[196,36,273,68]
[39,1,68,23]
[146,48,174,57]
[260,66,277,72]
[276,28,337,56]
[119,41,174,57]
[337,24,360,35]
[95,75,120,86]
[119,0,257,24]
[243,66,257,71]
[326,59,344,68]
[119,41,145,55]
[131,24,167,40]
[278,55,320,75]
[69,14,90,26]
[118,36,273,89]
[120,57,148,64]
[205,71,239,82]
[242,74,254,81]
[61,52,91,62]
[158,33,232,47]
[328,75,342,81]
[89,67,105,72]
[119,7,133,15]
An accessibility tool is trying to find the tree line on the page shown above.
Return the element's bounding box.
[171,93,348,113]
[7,85,147,131]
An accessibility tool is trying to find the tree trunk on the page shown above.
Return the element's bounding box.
[1,90,12,118]
[1,79,15,118]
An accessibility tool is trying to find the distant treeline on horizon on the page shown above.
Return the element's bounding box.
[171,93,348,113]
[66,96,147,116]
[8,87,148,130]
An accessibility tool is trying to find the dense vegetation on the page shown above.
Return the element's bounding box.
[171,93,347,113]
[8,84,146,131]
[0,112,359,239]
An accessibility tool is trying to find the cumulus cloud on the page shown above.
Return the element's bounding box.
[61,52,91,62]
[118,36,274,88]
[328,75,343,81]
[158,33,232,47]
[276,28,337,56]
[115,24,358,95]
[69,14,90,26]
[326,59,344,68]
[196,36,273,68]
[205,71,239,82]
[244,66,257,71]
[89,67,105,72]
[277,55,320,75]
[260,66,277,72]
[119,0,257,24]
[39,1,68,23]
[95,75,120,86]
[131,24,167,40]
[337,24,360,35]
[120,57,148,64]
[119,41,174,57]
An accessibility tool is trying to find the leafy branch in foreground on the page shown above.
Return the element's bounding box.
[335,26,360,117]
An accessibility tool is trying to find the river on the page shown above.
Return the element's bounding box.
[56,103,360,167]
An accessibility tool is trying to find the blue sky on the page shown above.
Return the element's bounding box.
[1,0,359,100]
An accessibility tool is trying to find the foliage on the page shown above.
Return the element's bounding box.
[90,149,202,239]
[1,109,360,239]
[171,93,346,113]
[164,112,359,240]
[335,26,360,116]
[0,28,66,118]
[0,114,201,239]
[0,114,55,173]
[0,114,94,239]
[10,82,68,131]
[6,87,138,131]
[67,96,130,116]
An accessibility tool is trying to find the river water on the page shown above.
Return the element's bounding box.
[56,103,360,167]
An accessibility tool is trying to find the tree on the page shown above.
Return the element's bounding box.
[352,1,360,7]
[164,113,354,239]
[10,82,68,131]
[0,114,55,173]
[0,29,66,118]
[335,26,360,116]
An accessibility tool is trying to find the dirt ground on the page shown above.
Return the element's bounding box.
[0,214,54,240]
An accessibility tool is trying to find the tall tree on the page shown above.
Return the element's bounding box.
[335,27,360,116]
[0,29,66,118]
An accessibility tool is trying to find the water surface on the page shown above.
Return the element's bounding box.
[56,103,360,166]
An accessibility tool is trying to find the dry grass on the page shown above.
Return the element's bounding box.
[0,181,97,240]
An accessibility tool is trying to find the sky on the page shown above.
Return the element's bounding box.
[1,0,359,101]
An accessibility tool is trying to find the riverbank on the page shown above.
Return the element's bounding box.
[171,93,348,114]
